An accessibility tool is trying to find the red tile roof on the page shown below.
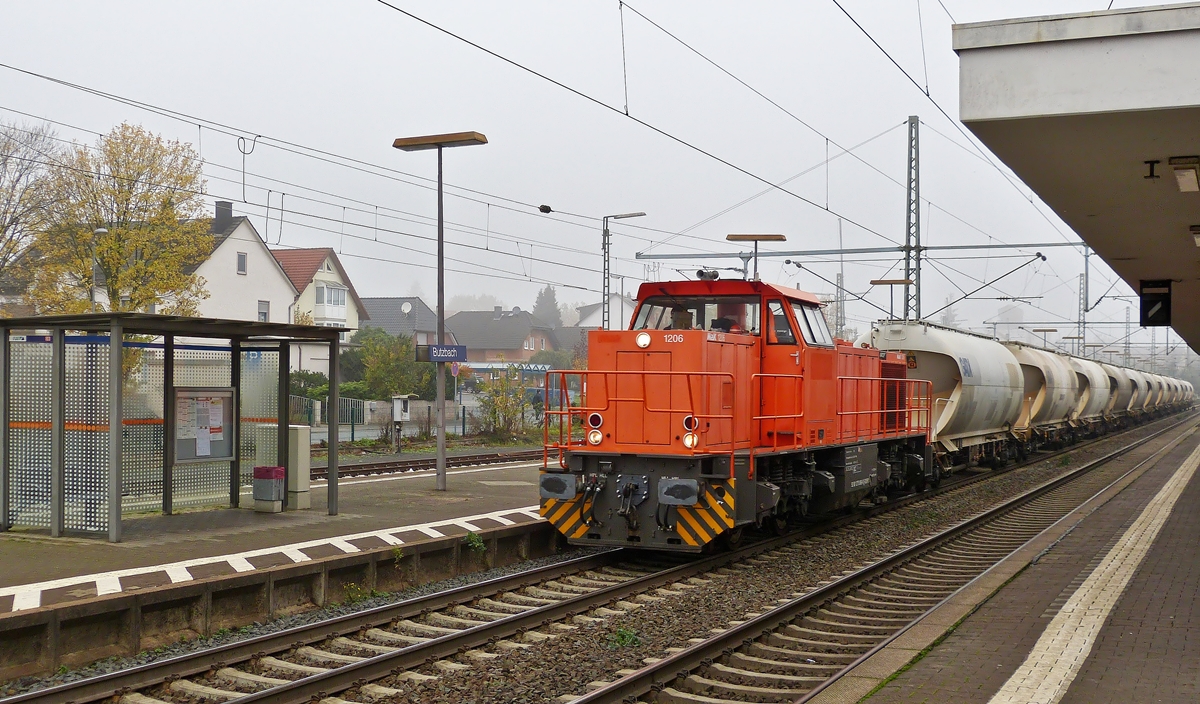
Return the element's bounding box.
[269,248,369,320]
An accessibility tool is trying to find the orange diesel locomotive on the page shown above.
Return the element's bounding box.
[540,279,933,552]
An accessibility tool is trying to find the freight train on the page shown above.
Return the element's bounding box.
[538,278,1193,552]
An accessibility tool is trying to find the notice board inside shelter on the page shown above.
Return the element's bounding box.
[174,387,236,463]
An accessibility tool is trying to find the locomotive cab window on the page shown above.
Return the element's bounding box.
[767,300,796,344]
[792,301,834,346]
[633,296,761,334]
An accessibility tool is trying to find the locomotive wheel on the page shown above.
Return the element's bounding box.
[770,515,789,535]
[931,465,943,488]
[722,526,745,549]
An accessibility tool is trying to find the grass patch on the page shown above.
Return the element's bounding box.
[463,531,487,554]
[607,627,641,648]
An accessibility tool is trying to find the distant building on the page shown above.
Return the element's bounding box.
[194,201,298,324]
[270,247,369,375]
[444,306,557,363]
[360,296,456,345]
[576,294,636,329]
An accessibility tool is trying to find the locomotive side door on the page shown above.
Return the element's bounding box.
[761,299,804,450]
[792,301,837,445]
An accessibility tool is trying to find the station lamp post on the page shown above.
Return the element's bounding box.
[870,279,913,321]
[393,131,488,491]
[1062,334,1083,355]
[726,234,786,282]
[1085,342,1105,359]
[602,212,646,330]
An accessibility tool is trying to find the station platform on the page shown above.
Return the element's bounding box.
[862,426,1200,703]
[0,457,544,614]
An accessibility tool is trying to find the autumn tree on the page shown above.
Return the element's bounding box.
[27,123,212,314]
[359,327,438,400]
[0,122,59,288]
[532,285,562,328]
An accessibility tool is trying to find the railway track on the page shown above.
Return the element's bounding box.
[5,415,1188,704]
[571,413,1197,704]
[310,449,543,480]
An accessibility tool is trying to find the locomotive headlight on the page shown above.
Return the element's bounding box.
[587,429,604,445]
[587,412,604,429]
[683,415,699,431]
[682,432,698,449]
[635,331,651,348]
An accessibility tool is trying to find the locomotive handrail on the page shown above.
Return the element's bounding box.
[543,369,739,470]
[836,376,933,441]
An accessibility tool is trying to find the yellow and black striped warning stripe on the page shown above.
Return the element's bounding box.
[673,479,736,547]
[541,495,595,540]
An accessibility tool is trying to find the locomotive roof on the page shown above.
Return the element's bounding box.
[636,279,823,306]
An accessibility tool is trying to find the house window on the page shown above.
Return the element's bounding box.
[316,285,324,304]
[258,300,270,322]
[540,338,545,350]
[237,252,248,275]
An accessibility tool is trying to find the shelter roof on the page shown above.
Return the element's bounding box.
[0,312,345,341]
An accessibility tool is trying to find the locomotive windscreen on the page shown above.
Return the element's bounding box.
[634,295,762,334]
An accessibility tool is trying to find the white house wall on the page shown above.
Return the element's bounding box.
[195,222,296,323]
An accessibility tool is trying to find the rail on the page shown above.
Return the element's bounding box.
[543,369,738,471]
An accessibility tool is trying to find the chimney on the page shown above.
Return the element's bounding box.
[493,305,503,319]
[213,200,233,231]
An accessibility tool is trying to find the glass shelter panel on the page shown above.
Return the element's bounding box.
[7,339,52,529]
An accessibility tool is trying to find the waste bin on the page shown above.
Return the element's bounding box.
[253,465,285,513]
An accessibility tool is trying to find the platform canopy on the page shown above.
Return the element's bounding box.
[954,3,1200,350]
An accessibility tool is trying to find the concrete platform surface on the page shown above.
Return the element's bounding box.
[865,427,1200,703]
[0,460,543,613]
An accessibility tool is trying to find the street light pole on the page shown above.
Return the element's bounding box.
[602,212,645,330]
[92,227,107,313]
[393,131,488,492]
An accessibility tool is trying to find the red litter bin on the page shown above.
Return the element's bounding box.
[253,466,285,513]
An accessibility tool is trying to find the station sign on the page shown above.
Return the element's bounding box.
[1139,279,1172,327]
[415,344,468,363]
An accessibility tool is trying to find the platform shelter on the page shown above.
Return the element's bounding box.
[0,313,345,543]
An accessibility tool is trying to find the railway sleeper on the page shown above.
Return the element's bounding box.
[365,628,430,646]
[850,585,945,603]
[802,613,905,633]
[908,557,989,573]
[296,646,365,665]
[216,667,289,689]
[121,694,171,704]
[332,636,399,656]
[814,606,916,627]
[396,619,460,638]
[525,586,581,600]
[170,679,243,701]
[704,661,826,688]
[657,684,752,704]
[423,610,491,628]
[874,575,959,592]
[888,568,970,585]
[452,605,511,621]
[680,674,808,702]
[834,597,927,616]
[476,597,536,613]
[562,575,626,588]
[581,570,635,582]
[726,651,843,676]
[786,623,885,643]
[767,631,873,653]
[916,555,999,569]
[502,591,560,606]
[259,656,328,676]
[744,642,857,667]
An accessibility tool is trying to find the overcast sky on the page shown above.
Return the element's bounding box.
[0,0,1184,357]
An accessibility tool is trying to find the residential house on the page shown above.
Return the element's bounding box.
[193,201,298,323]
[270,247,369,375]
[576,293,637,330]
[360,296,455,345]
[444,306,557,364]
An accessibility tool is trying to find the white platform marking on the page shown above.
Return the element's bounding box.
[95,575,122,596]
[0,504,540,610]
[329,539,361,553]
[455,521,481,532]
[988,443,1200,704]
